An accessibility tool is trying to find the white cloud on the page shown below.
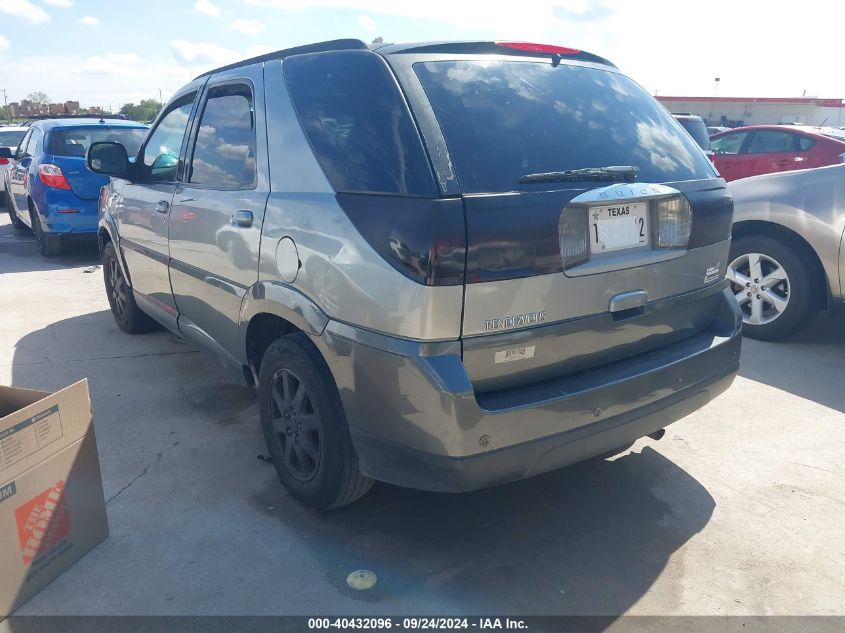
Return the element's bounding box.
[77,15,98,25]
[76,52,141,76]
[357,13,376,33]
[43,0,73,6]
[0,0,50,23]
[0,34,9,51]
[194,0,221,16]
[171,39,239,66]
[231,18,264,35]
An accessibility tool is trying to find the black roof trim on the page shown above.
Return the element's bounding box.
[22,114,128,122]
[194,38,368,79]
[375,41,616,68]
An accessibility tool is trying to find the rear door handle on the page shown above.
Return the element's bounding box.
[230,210,253,228]
[155,200,169,214]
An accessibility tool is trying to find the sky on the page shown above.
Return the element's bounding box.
[0,0,843,110]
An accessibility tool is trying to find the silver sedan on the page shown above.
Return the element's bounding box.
[728,164,845,340]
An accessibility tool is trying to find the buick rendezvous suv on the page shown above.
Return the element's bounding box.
[88,39,742,509]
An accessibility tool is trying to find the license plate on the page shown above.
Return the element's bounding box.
[589,202,648,253]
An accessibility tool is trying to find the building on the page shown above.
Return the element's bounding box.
[8,99,103,118]
[657,96,845,128]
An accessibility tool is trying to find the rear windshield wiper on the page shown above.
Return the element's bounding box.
[517,165,639,184]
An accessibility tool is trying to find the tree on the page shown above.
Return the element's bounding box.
[26,91,50,105]
[119,99,161,122]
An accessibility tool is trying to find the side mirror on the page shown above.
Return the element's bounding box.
[0,147,12,160]
[87,142,129,177]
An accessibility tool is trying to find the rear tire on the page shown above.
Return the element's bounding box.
[102,241,157,334]
[728,235,817,341]
[5,192,27,231]
[30,206,62,256]
[258,332,373,510]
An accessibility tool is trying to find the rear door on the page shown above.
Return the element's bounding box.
[8,129,33,212]
[398,55,731,393]
[744,129,804,177]
[168,68,268,361]
[118,91,199,320]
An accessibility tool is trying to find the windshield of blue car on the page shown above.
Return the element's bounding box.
[0,131,26,148]
[48,127,147,158]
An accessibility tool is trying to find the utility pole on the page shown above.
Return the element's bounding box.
[2,89,9,123]
[158,88,163,105]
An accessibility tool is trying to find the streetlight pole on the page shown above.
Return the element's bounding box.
[2,89,9,123]
[714,77,720,98]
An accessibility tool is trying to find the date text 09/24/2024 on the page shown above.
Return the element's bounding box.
[307,618,528,630]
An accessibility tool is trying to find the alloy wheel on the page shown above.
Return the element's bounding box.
[727,252,790,326]
[106,257,128,321]
[269,368,321,481]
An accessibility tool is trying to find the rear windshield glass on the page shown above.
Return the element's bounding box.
[414,61,715,194]
[284,51,437,196]
[48,127,147,158]
[676,118,711,150]
[0,130,26,148]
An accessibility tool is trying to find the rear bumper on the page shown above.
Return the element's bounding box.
[314,286,742,493]
[39,190,98,235]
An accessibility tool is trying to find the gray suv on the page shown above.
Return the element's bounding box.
[88,39,742,509]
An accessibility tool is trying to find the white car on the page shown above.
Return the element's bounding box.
[0,126,28,196]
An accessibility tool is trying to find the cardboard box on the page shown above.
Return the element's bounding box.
[0,379,108,616]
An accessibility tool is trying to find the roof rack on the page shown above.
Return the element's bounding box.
[194,38,368,79]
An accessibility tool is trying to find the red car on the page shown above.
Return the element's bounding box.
[710,125,845,181]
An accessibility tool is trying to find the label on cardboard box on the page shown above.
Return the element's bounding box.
[0,405,64,471]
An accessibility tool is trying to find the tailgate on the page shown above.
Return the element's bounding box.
[460,180,732,392]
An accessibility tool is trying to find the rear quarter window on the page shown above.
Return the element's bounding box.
[413,60,716,194]
[284,50,437,196]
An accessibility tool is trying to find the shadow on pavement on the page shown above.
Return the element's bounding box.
[256,445,714,615]
[738,312,845,413]
[0,216,100,273]
[9,309,715,617]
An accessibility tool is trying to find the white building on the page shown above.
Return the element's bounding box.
[656,96,845,128]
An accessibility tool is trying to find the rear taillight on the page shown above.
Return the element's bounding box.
[38,164,72,190]
[495,41,581,55]
[0,157,9,166]
[655,197,693,249]
[559,208,589,268]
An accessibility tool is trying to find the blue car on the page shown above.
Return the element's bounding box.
[4,118,147,256]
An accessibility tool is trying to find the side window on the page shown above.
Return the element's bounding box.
[188,83,256,189]
[16,130,33,159]
[746,131,795,154]
[285,51,437,196]
[797,135,816,151]
[139,93,196,183]
[29,129,43,157]
[711,132,748,155]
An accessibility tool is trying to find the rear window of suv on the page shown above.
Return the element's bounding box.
[48,127,147,158]
[284,51,437,197]
[414,61,715,194]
